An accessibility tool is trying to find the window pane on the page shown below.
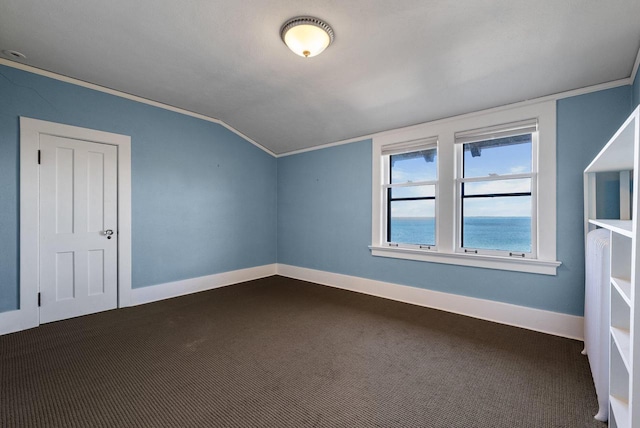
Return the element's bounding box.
[461,196,531,252]
[463,179,530,196]
[463,134,531,178]
[391,184,435,199]
[389,200,435,245]
[391,148,437,183]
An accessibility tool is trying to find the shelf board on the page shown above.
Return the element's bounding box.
[585,109,637,173]
[588,219,633,237]
[611,327,632,372]
[612,277,632,306]
[610,395,630,428]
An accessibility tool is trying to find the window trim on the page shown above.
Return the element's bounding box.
[454,129,538,258]
[370,100,561,275]
[382,139,438,250]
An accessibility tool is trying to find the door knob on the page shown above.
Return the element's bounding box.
[105,229,114,239]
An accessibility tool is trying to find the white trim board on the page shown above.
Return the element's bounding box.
[0,58,275,158]
[0,307,36,336]
[1,263,277,335]
[370,100,559,275]
[2,262,582,340]
[131,264,277,306]
[276,264,584,341]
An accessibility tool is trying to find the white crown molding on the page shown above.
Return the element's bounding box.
[276,135,375,158]
[276,264,584,340]
[277,77,632,157]
[1,56,634,159]
[0,58,276,158]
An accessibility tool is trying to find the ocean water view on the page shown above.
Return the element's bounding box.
[390,217,531,253]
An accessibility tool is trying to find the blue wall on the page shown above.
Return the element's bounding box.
[0,65,277,312]
[277,86,632,316]
[1,62,635,317]
[634,71,640,108]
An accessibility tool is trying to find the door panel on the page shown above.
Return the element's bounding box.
[87,249,105,296]
[39,134,118,323]
[55,252,75,300]
[87,151,105,232]
[55,147,74,234]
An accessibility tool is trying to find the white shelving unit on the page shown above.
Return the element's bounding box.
[585,106,640,428]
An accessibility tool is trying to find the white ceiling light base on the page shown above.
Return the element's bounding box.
[281,16,334,58]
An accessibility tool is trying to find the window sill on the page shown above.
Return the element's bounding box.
[369,245,561,275]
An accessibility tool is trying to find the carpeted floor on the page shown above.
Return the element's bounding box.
[1,276,605,427]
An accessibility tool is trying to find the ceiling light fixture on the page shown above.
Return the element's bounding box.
[280,16,334,58]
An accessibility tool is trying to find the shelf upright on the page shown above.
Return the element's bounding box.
[584,106,639,428]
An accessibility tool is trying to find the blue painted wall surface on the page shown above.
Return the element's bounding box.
[0,65,277,312]
[277,86,632,316]
[634,71,640,108]
[1,64,634,317]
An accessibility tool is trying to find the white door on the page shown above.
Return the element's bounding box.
[39,134,118,323]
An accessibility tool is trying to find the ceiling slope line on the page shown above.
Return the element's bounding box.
[277,77,632,158]
[631,44,640,86]
[2,54,635,159]
[0,58,277,158]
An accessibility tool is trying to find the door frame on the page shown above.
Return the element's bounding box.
[13,117,131,332]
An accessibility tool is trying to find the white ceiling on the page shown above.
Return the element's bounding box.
[1,0,639,155]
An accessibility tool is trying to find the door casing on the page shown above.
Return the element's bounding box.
[18,117,132,329]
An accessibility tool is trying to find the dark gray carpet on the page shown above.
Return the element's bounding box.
[1,276,604,427]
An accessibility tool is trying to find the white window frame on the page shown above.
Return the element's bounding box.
[454,122,538,259]
[382,138,438,251]
[370,100,561,275]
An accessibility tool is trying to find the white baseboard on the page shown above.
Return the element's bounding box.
[0,307,39,336]
[276,264,584,340]
[0,264,277,336]
[130,263,277,306]
[1,263,583,341]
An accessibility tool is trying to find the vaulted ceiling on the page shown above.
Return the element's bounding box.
[1,0,639,154]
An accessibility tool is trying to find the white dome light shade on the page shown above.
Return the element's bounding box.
[281,17,334,58]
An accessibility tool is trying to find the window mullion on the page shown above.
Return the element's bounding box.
[462,192,531,199]
[389,196,436,202]
[385,180,438,188]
